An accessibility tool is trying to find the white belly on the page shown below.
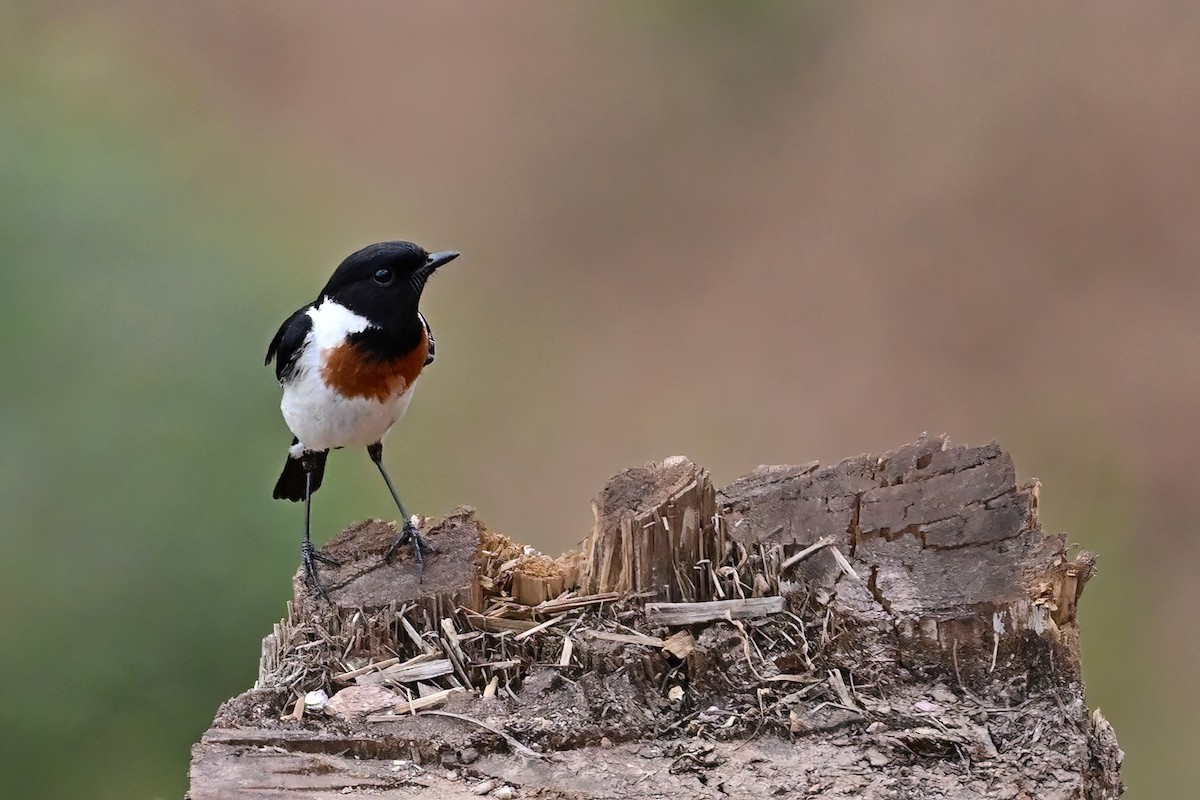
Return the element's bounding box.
[282,371,417,451]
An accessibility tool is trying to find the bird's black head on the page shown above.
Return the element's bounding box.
[318,241,459,326]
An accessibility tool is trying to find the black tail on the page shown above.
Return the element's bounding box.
[273,446,327,502]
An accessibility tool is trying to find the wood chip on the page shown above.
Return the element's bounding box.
[828,546,861,581]
[535,592,621,614]
[779,536,837,571]
[512,612,570,641]
[557,635,573,667]
[325,685,405,721]
[440,617,475,688]
[463,612,538,634]
[282,694,305,721]
[332,657,400,683]
[661,630,696,659]
[400,614,435,654]
[761,673,821,684]
[645,597,784,626]
[365,687,463,720]
[828,669,861,711]
[365,658,454,686]
[585,630,665,648]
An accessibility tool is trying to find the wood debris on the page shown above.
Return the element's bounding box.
[324,684,403,721]
[331,657,400,683]
[661,630,696,659]
[557,635,574,667]
[779,536,837,571]
[512,612,570,641]
[536,592,622,614]
[365,687,464,719]
[356,656,454,687]
[586,630,665,648]
[645,597,784,626]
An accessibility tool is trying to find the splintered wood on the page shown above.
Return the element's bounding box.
[586,630,665,648]
[580,456,726,601]
[511,553,569,605]
[354,657,453,687]
[364,687,464,720]
[646,597,785,626]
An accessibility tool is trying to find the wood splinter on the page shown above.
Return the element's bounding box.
[645,597,784,626]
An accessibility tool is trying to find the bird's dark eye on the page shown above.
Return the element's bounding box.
[372,268,394,286]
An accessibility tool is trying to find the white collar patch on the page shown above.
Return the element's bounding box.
[306,300,373,350]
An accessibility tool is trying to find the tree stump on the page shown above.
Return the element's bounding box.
[188,436,1123,799]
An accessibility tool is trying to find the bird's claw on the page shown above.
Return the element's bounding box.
[384,519,437,579]
[302,540,339,602]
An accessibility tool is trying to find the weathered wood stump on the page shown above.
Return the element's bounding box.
[258,510,485,692]
[188,436,1123,799]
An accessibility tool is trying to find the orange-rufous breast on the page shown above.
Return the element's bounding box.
[320,329,428,403]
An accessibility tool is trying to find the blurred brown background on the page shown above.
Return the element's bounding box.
[2,2,1195,797]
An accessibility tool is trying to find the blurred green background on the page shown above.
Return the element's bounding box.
[2,3,1196,797]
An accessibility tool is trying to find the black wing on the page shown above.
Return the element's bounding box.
[419,311,436,367]
[265,306,313,383]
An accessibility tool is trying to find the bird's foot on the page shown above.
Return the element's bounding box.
[384,517,437,579]
[302,540,341,602]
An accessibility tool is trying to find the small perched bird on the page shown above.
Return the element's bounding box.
[266,241,459,597]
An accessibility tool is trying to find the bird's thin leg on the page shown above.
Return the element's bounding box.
[368,442,436,572]
[300,453,338,601]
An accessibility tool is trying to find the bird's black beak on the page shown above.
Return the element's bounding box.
[424,251,460,273]
[411,250,458,295]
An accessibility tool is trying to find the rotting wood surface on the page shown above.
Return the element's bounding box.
[188,435,1124,800]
